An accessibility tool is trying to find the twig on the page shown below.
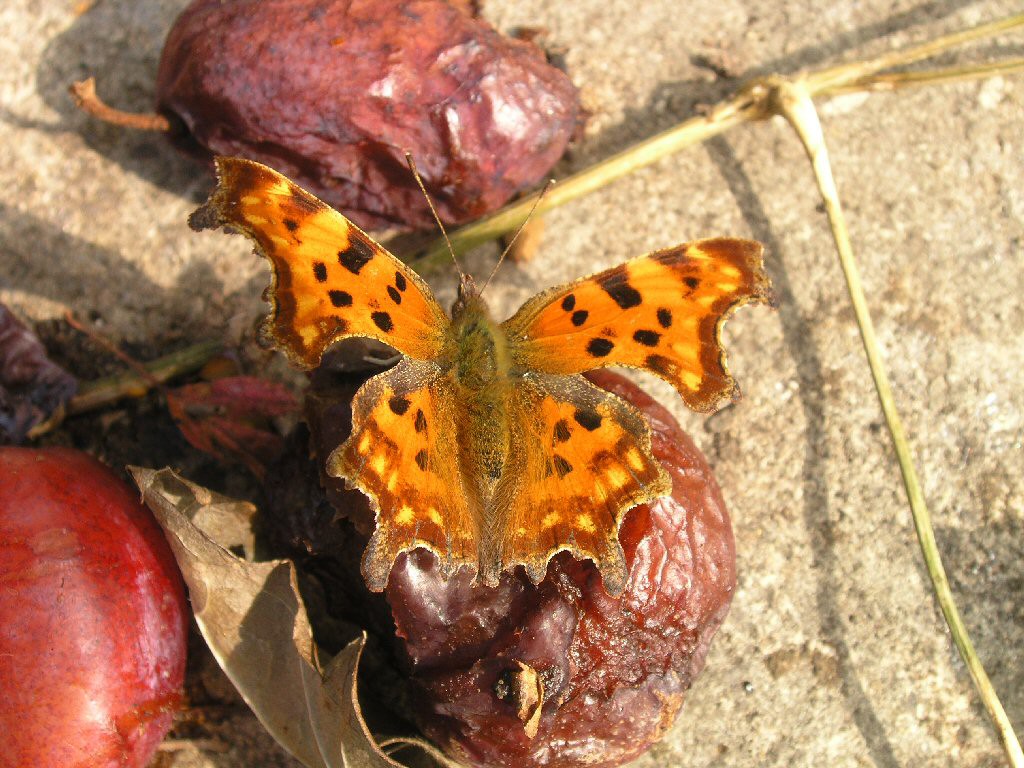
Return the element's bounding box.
[413,95,757,266]
[769,77,1023,768]
[64,311,165,389]
[819,58,1024,95]
[65,340,222,416]
[804,13,1024,95]
[157,737,230,753]
[414,12,1024,266]
[70,77,172,132]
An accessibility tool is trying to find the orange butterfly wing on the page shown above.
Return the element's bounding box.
[189,157,449,367]
[326,360,476,591]
[498,373,670,595]
[191,158,478,590]
[503,238,771,411]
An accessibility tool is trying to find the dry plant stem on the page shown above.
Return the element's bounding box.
[65,339,222,416]
[415,11,1024,266]
[64,311,165,388]
[803,13,1024,95]
[772,78,1024,768]
[822,59,1024,96]
[70,77,172,132]
[415,103,753,265]
[157,738,230,754]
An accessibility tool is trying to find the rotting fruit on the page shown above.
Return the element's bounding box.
[268,365,737,768]
[0,447,188,768]
[156,0,581,229]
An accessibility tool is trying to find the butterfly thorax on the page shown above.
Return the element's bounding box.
[449,288,509,387]
[446,285,514,531]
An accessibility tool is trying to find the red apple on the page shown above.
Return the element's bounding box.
[0,447,188,768]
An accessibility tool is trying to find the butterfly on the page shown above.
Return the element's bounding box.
[190,157,772,596]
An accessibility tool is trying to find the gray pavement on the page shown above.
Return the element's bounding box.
[1,1,1021,766]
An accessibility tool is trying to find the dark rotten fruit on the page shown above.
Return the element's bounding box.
[157,0,581,229]
[0,448,188,768]
[386,370,736,766]
[271,365,736,768]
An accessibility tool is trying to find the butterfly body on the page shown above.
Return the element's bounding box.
[191,157,773,595]
[445,282,515,538]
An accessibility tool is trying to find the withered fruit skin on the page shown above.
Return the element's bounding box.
[156,0,580,229]
[383,370,737,767]
[294,366,736,768]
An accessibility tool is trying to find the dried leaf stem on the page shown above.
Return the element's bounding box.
[415,12,1024,266]
[70,77,172,132]
[770,78,1023,768]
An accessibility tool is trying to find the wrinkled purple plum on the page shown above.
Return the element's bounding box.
[157,0,581,229]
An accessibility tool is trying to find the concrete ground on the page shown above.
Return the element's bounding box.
[1,0,1021,766]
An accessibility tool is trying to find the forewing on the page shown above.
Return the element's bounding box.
[189,157,449,368]
[497,373,670,596]
[327,360,475,591]
[504,238,771,411]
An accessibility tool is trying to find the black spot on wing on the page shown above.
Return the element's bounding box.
[387,285,403,305]
[329,290,353,308]
[372,311,393,333]
[414,409,427,433]
[414,449,428,471]
[388,396,411,415]
[227,161,263,199]
[327,317,349,336]
[586,337,614,357]
[599,268,642,309]
[574,408,602,431]
[313,262,328,283]
[553,419,571,443]
[645,353,675,378]
[657,307,672,328]
[561,294,576,311]
[633,329,660,347]
[684,276,700,290]
[338,238,375,274]
[571,310,589,327]
[284,188,321,214]
[553,455,573,478]
[395,271,407,292]
[283,218,299,232]
[302,315,349,349]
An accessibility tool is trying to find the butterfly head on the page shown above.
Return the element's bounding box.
[449,275,508,392]
[451,272,482,317]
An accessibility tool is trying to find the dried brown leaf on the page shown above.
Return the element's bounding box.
[130,466,405,768]
[166,376,297,477]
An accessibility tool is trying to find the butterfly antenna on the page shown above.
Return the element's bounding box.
[405,152,465,280]
[480,179,554,295]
